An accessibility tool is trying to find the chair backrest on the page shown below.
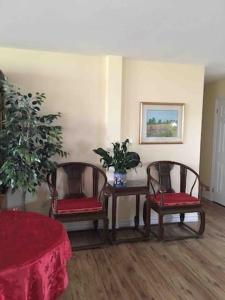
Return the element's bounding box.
[47,162,107,201]
[147,161,201,197]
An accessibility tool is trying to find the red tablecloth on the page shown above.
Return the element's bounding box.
[0,211,72,300]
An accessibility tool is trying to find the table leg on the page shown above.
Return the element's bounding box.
[134,195,140,229]
[112,194,117,242]
[104,194,109,216]
[145,196,150,238]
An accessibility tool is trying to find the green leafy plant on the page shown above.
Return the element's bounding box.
[93,139,141,174]
[0,71,7,194]
[0,80,67,210]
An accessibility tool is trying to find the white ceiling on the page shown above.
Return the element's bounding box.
[1,0,225,81]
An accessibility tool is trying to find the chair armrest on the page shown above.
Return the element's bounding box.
[98,187,108,210]
[158,187,167,194]
[102,193,109,212]
[51,190,58,200]
[150,177,167,194]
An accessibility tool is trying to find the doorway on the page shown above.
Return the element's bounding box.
[211,97,225,205]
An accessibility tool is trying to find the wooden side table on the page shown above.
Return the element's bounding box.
[105,180,150,244]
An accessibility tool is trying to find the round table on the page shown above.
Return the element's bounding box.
[0,211,72,300]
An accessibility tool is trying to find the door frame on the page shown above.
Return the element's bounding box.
[210,96,225,203]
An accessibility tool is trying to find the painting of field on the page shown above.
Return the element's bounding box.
[147,109,178,137]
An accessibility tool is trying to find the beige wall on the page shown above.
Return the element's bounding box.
[122,59,205,175]
[105,56,123,145]
[0,47,205,224]
[0,47,106,163]
[200,79,225,186]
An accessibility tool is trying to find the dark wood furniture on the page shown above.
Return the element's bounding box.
[105,180,149,244]
[64,201,225,299]
[143,161,206,240]
[47,162,109,250]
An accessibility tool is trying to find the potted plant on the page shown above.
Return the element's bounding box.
[0,80,67,210]
[0,70,7,209]
[0,138,7,202]
[93,139,141,186]
[0,146,7,209]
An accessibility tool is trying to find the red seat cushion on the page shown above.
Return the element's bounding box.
[54,197,102,214]
[149,192,200,207]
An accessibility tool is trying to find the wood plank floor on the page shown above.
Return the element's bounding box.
[60,200,225,300]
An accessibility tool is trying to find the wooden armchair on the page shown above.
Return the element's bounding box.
[143,161,206,240]
[47,162,108,250]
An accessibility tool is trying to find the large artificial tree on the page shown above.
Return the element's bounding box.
[0,80,67,210]
[0,71,7,196]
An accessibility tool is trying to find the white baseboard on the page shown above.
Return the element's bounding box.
[65,212,198,232]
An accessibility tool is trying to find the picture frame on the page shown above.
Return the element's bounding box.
[139,102,185,144]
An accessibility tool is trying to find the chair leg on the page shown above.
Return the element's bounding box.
[198,209,205,236]
[93,220,99,231]
[158,214,164,240]
[145,200,151,238]
[180,213,185,225]
[143,201,147,226]
[103,218,109,243]
[49,207,53,218]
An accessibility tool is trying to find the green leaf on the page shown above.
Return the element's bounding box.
[93,140,141,172]
[0,79,68,195]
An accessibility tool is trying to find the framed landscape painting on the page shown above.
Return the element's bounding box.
[139,102,184,144]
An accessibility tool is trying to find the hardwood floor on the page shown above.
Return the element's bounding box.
[60,200,225,300]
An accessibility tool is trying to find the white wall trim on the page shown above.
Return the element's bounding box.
[210,97,225,202]
[210,97,218,202]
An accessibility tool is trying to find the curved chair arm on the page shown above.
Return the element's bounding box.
[98,184,108,212]
[146,161,171,198]
[149,176,167,194]
[176,165,209,200]
[175,163,209,193]
[147,175,168,206]
[46,173,58,212]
